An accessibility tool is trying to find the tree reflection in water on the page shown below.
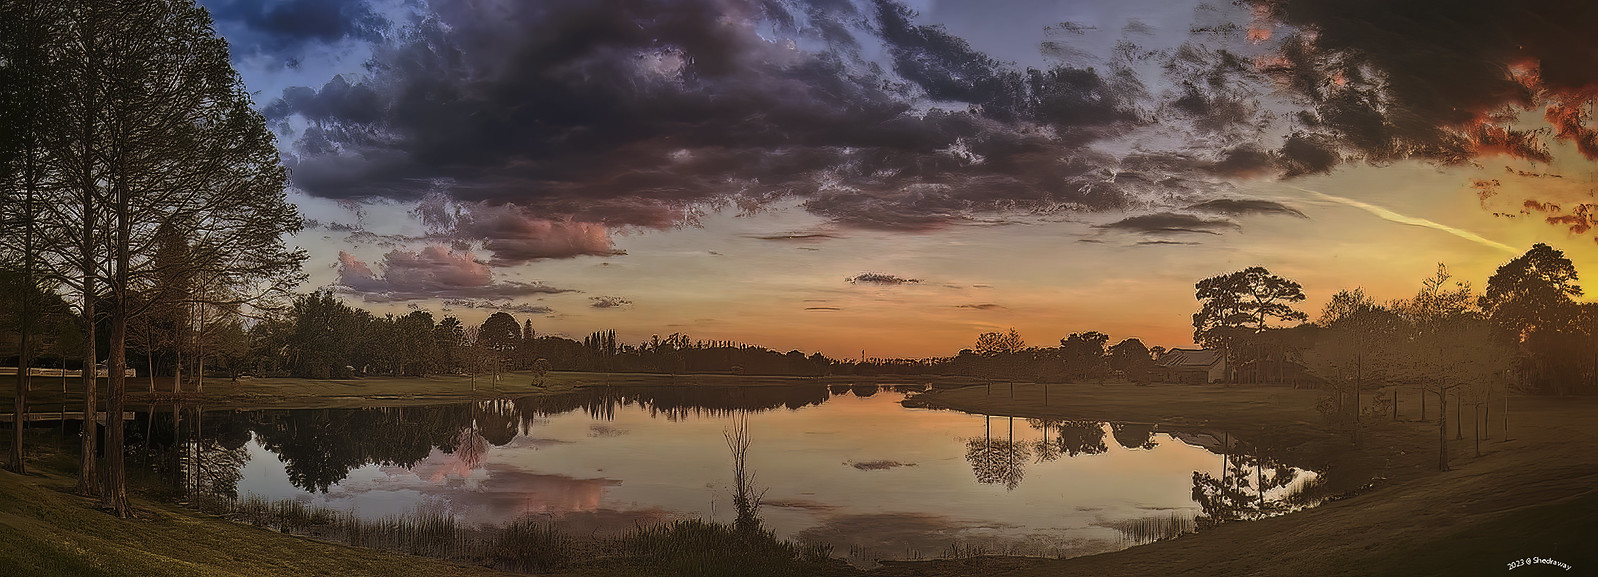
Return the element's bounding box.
[1110,423,1158,450]
[130,404,251,501]
[134,385,836,494]
[132,386,1314,539]
[966,415,1030,490]
[1191,431,1300,527]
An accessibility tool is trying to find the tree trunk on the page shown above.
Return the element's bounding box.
[1353,354,1361,424]
[173,348,182,394]
[1420,385,1426,421]
[102,162,132,517]
[1392,389,1398,421]
[194,293,204,394]
[1483,390,1491,440]
[76,298,98,496]
[1503,392,1510,442]
[142,402,154,467]
[1473,404,1480,457]
[72,8,101,498]
[1455,393,1463,440]
[1437,389,1449,471]
[9,320,30,474]
[1256,447,1264,518]
[102,302,132,517]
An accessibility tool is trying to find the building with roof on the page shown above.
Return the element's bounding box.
[1152,348,1226,384]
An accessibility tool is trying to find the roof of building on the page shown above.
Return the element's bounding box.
[1157,348,1222,368]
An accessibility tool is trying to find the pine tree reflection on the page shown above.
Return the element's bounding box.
[1191,431,1299,527]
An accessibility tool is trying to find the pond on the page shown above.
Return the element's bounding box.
[132,384,1318,563]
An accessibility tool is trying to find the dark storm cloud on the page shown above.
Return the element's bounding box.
[261,0,1598,248]
[265,0,1172,235]
[1097,212,1238,235]
[203,0,387,56]
[1249,0,1598,164]
[1187,198,1306,218]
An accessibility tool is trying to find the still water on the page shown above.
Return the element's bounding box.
[143,384,1315,561]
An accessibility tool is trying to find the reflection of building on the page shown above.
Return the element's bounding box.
[1152,349,1225,384]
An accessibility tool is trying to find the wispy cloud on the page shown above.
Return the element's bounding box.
[589,296,632,309]
[955,303,1004,310]
[1290,186,1517,254]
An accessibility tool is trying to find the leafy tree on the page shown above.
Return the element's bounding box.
[393,311,438,376]
[1060,331,1109,381]
[478,312,522,352]
[530,358,552,386]
[1107,338,1154,383]
[286,292,362,378]
[974,328,1025,355]
[1480,243,1582,338]
[1479,243,1584,394]
[1194,267,1308,382]
[1317,288,1375,326]
[434,316,467,373]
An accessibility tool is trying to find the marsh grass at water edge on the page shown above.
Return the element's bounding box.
[190,495,838,575]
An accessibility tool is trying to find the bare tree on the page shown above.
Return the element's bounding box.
[724,413,764,533]
[0,0,70,476]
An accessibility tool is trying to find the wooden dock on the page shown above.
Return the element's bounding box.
[0,411,136,424]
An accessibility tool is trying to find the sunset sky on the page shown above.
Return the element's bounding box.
[203,0,1598,358]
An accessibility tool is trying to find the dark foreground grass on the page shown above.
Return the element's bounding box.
[1346,489,1598,577]
[196,495,841,576]
[621,519,834,577]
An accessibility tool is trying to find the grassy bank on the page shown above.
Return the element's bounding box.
[892,382,1598,576]
[0,452,525,577]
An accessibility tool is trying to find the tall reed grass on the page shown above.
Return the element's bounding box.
[1112,511,1198,547]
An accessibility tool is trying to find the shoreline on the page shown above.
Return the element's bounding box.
[3,376,1595,575]
[890,383,1598,576]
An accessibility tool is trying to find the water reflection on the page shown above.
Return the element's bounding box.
[966,416,1030,490]
[129,385,1318,561]
[1190,431,1305,527]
